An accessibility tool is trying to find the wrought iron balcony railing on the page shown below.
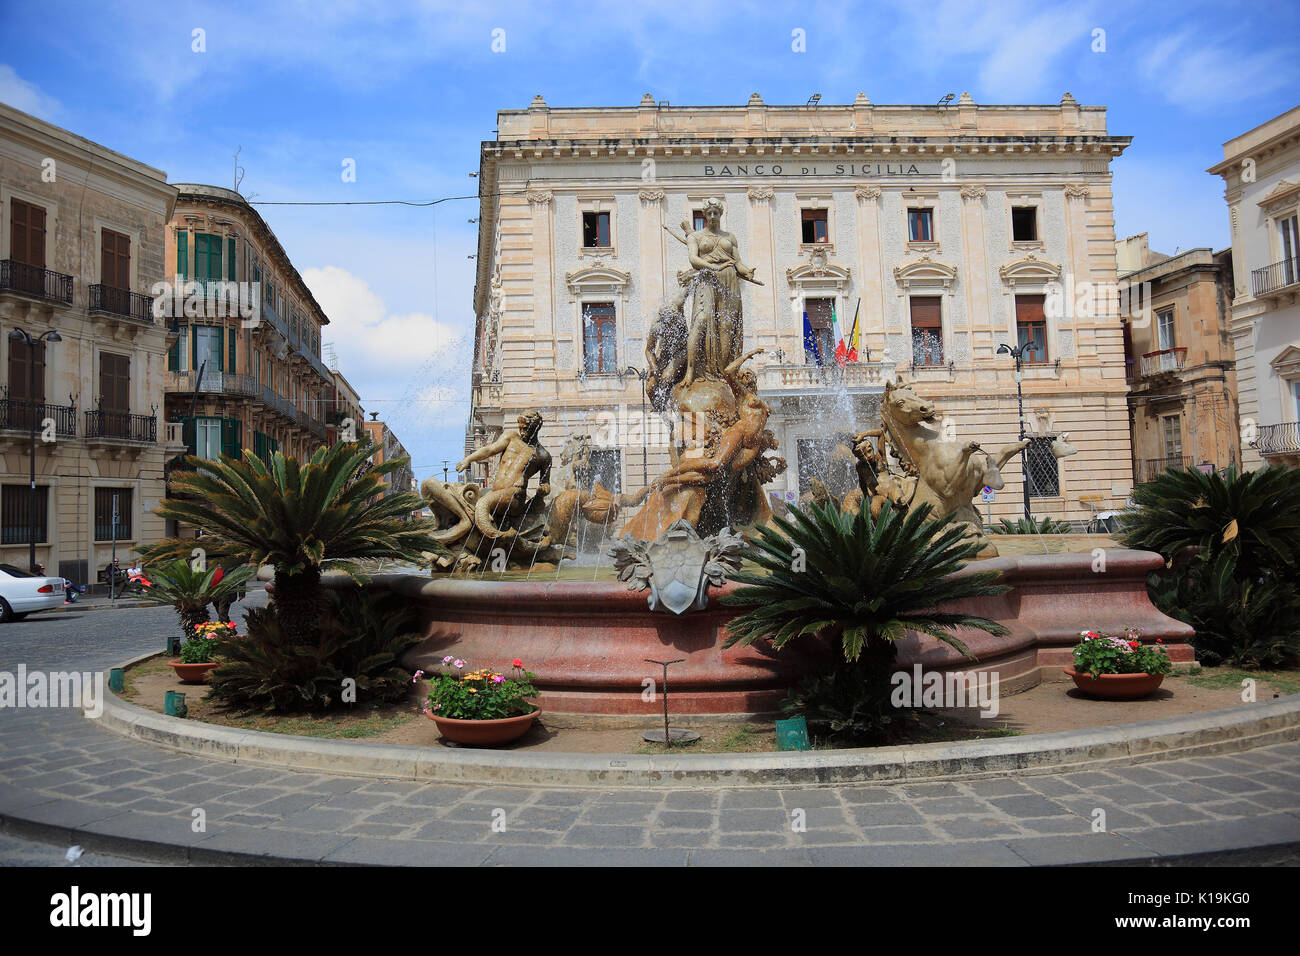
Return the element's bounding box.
[1251,257,1300,297]
[1139,455,1192,483]
[89,284,155,323]
[1140,347,1187,377]
[0,398,76,436]
[0,260,73,304]
[1255,422,1300,456]
[84,409,156,443]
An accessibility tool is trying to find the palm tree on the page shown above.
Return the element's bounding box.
[144,559,256,649]
[141,439,446,646]
[723,501,1008,668]
[1120,465,1300,580]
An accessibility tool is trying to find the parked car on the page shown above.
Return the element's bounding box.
[0,564,68,621]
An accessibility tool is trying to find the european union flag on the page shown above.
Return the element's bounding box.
[802,311,824,365]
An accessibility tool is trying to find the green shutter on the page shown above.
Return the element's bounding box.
[177,231,188,278]
[167,325,183,371]
[221,417,242,459]
[228,327,237,373]
[227,237,237,280]
[190,325,198,371]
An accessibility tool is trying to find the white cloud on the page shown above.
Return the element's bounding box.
[1140,32,1299,109]
[0,64,61,120]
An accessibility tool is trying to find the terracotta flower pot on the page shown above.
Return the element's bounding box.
[169,660,218,684]
[426,705,540,746]
[1064,667,1165,700]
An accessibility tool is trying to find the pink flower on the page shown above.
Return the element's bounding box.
[442,656,454,664]
[422,707,432,717]
[412,670,424,684]
[492,674,506,684]
[453,659,465,669]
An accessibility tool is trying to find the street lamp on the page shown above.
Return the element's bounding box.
[996,342,1032,520]
[8,327,62,572]
[622,365,650,490]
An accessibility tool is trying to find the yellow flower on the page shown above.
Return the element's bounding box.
[468,688,478,694]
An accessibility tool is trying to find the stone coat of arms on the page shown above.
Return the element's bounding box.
[610,520,746,615]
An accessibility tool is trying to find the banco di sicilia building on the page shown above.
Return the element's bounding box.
[467,92,1135,524]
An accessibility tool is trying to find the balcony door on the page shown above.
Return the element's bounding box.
[99,352,130,438]
[9,199,46,295]
[7,337,45,429]
[194,325,224,387]
[1281,214,1299,287]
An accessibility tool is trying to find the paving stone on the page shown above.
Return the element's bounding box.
[275,808,365,832]
[1197,775,1270,795]
[506,806,584,831]
[789,827,866,847]
[1020,776,1084,796]
[343,822,413,838]
[363,805,437,827]
[1199,799,1279,819]
[325,837,494,867]
[689,848,815,865]
[246,793,329,818]
[313,791,391,811]
[935,816,1023,839]
[412,820,500,842]
[486,846,687,866]
[1149,781,1231,804]
[988,795,1070,818]
[719,790,783,810]
[779,788,843,808]
[648,830,716,849]
[1015,816,1092,835]
[120,797,190,814]
[809,842,1027,866]
[1089,783,1168,806]
[905,796,990,816]
[661,790,719,811]
[464,787,539,806]
[579,802,659,825]
[717,809,792,834]
[1058,771,1124,788]
[655,810,715,830]
[1004,833,1156,865]
[194,826,355,863]
[1151,761,1220,780]
[901,782,964,799]
[1124,814,1300,858]
[716,832,790,849]
[961,778,1033,797]
[218,786,290,807]
[560,825,646,848]
[860,825,941,845]
[1243,790,1300,812]
[848,803,927,827]
[529,789,597,808]
[1139,804,1213,826]
[222,813,282,826]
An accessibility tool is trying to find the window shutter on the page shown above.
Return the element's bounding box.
[177,231,188,278]
[190,325,199,372]
[221,417,241,459]
[227,237,237,280]
[167,325,183,371]
[228,327,236,373]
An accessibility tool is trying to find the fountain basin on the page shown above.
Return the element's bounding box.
[315,549,1193,718]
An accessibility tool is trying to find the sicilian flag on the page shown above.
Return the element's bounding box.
[802,311,824,365]
[832,302,847,367]
[841,299,861,363]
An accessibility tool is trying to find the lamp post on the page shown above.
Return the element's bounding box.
[8,328,61,573]
[996,342,1032,520]
[622,365,650,490]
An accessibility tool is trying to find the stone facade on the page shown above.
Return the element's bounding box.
[1208,105,1300,469]
[363,417,414,496]
[467,93,1136,523]
[0,103,180,586]
[1116,234,1240,481]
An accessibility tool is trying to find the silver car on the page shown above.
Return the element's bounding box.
[0,564,67,621]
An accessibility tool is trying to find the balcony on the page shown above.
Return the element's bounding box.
[84,410,156,443]
[89,284,155,324]
[1251,257,1300,298]
[1139,347,1187,378]
[0,398,76,436]
[165,369,261,400]
[0,260,73,305]
[1139,455,1192,483]
[1255,422,1300,459]
[757,360,897,397]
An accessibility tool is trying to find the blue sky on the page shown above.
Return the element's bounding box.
[4,0,1297,482]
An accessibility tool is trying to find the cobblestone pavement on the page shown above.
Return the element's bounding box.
[1,601,1298,865]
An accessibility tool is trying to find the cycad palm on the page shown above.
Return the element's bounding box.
[144,559,256,647]
[141,439,446,644]
[1120,465,1300,579]
[722,501,1009,665]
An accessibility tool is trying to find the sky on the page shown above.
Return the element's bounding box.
[3,0,1297,483]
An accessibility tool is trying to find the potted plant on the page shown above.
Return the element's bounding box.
[1064,627,1173,699]
[419,657,540,746]
[170,620,236,683]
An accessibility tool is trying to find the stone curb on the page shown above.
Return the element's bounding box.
[94,661,1300,789]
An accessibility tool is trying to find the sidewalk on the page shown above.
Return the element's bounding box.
[1,702,1297,866]
[38,584,268,614]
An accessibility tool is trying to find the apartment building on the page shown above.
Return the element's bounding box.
[1116,234,1240,482]
[362,415,414,496]
[1208,105,1300,469]
[0,102,181,588]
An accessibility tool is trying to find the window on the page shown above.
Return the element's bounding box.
[1162,414,1183,461]
[582,212,611,248]
[194,233,223,283]
[803,298,835,364]
[194,325,223,374]
[582,303,617,373]
[1011,207,1038,242]
[692,209,706,232]
[100,229,130,290]
[801,208,829,244]
[195,417,222,459]
[8,336,46,429]
[1281,214,1299,286]
[1025,439,1060,498]
[1156,308,1176,351]
[9,199,47,295]
[1015,294,1048,363]
[93,487,132,541]
[908,208,933,242]
[1,485,48,545]
[99,352,129,412]
[909,296,943,366]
